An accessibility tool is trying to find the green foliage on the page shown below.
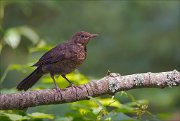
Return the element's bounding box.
[0,110,54,121]
[1,26,40,53]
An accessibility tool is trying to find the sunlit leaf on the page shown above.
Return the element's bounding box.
[71,100,97,110]
[66,72,89,84]
[28,112,54,119]
[8,64,30,71]
[40,71,89,88]
[0,113,30,121]
[29,44,52,53]
[79,108,90,115]
[92,106,103,115]
[89,96,103,107]
[99,98,121,108]
[4,28,21,48]
[115,105,135,113]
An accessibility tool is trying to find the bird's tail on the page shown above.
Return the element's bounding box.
[17,67,43,91]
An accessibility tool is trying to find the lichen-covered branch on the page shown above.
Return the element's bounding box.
[0,70,179,110]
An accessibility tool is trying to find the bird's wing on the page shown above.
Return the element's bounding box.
[33,44,66,66]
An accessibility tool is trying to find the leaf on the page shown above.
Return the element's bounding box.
[1,113,29,121]
[101,112,135,121]
[55,116,73,121]
[99,98,121,108]
[8,64,29,71]
[29,45,52,53]
[0,115,10,121]
[28,112,54,119]
[66,71,89,84]
[126,100,149,107]
[19,26,39,44]
[92,106,103,115]
[88,96,103,107]
[4,28,21,48]
[71,100,97,110]
[115,105,135,113]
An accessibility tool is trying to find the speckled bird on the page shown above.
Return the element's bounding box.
[17,31,97,91]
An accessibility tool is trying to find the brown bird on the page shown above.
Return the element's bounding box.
[17,31,97,91]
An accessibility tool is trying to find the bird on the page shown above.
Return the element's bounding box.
[17,31,97,91]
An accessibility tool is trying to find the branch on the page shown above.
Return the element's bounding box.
[0,70,179,110]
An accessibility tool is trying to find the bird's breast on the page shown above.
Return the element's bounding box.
[76,48,86,62]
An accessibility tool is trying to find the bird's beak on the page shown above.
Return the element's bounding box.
[90,34,98,38]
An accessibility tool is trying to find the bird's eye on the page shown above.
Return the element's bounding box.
[80,35,85,38]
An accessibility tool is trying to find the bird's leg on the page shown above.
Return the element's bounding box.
[61,75,83,90]
[61,75,74,87]
[50,73,60,90]
[62,75,78,99]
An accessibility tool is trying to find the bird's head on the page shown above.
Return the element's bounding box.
[70,31,97,46]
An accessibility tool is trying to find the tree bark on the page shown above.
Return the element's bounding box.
[0,70,179,110]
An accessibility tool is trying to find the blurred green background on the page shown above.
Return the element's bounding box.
[0,0,179,121]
